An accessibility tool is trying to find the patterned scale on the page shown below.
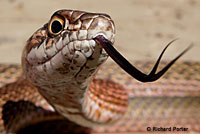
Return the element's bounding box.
[0,61,199,133]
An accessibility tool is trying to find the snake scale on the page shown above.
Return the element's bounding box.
[0,9,199,134]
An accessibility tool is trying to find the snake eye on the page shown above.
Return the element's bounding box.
[48,15,65,37]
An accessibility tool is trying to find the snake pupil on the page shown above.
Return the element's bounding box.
[51,20,62,34]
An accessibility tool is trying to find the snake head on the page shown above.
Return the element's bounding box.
[21,10,118,127]
[22,10,115,87]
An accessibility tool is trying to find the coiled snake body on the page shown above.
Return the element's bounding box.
[0,10,199,134]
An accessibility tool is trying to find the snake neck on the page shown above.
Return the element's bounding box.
[35,73,129,127]
[36,73,91,108]
[30,65,129,127]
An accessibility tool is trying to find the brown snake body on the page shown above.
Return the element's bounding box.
[0,9,199,134]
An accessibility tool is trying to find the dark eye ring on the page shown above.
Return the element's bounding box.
[48,15,65,37]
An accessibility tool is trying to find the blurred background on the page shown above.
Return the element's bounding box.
[0,0,200,64]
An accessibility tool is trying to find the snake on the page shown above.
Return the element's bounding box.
[0,9,199,134]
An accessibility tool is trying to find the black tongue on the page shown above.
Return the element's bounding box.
[93,35,192,82]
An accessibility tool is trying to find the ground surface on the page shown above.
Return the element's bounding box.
[0,0,200,63]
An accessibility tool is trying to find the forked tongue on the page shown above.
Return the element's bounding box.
[93,35,192,82]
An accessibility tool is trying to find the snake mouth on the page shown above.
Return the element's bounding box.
[93,35,193,82]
